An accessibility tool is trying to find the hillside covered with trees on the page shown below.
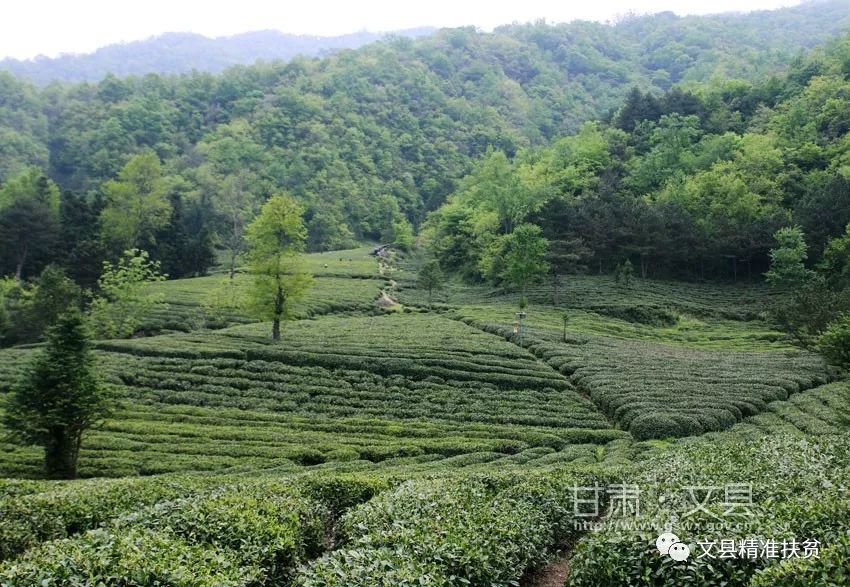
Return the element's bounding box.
[426,36,850,282]
[1,1,850,287]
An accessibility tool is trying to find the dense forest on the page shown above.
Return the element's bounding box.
[426,41,850,282]
[2,0,850,287]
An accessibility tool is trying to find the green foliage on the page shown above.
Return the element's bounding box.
[468,314,825,440]
[2,312,108,479]
[4,16,850,579]
[0,473,393,585]
[298,547,451,587]
[772,275,850,349]
[498,223,549,299]
[749,535,850,587]
[100,152,172,254]
[390,219,415,252]
[0,266,80,347]
[209,169,260,278]
[766,226,813,288]
[819,222,850,289]
[819,312,850,370]
[614,259,635,287]
[416,260,444,306]
[245,194,313,339]
[24,265,81,341]
[299,468,613,587]
[300,475,390,520]
[0,309,626,478]
[0,279,11,341]
[0,168,60,279]
[0,476,211,561]
[89,249,167,339]
[125,482,324,582]
[3,7,850,264]
[569,433,850,587]
[0,527,256,586]
[426,34,850,283]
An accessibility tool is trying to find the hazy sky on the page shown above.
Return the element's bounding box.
[2,0,803,60]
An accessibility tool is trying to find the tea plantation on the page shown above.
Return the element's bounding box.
[0,247,847,585]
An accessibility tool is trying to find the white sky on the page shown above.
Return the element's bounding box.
[2,0,803,60]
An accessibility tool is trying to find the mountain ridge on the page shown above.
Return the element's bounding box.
[0,27,437,84]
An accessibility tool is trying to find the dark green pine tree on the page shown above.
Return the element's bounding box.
[151,192,215,278]
[3,311,110,479]
[615,86,662,132]
[60,190,106,289]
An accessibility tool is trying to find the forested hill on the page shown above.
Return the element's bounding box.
[2,1,850,283]
[0,29,437,84]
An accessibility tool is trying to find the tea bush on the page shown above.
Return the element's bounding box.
[122,482,324,583]
[0,527,258,586]
[748,535,850,587]
[0,473,390,585]
[298,468,614,586]
[297,547,452,587]
[0,476,211,561]
[569,429,850,587]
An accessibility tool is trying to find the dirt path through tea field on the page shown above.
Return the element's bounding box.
[523,552,572,587]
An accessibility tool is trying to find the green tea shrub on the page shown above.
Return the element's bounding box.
[628,413,703,440]
[0,477,206,561]
[0,527,257,586]
[125,483,324,582]
[301,474,390,519]
[591,304,678,326]
[749,535,850,587]
[297,547,451,587]
[569,434,850,587]
[299,469,612,586]
[470,316,827,440]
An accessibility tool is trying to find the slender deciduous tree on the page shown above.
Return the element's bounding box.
[246,195,312,340]
[89,249,167,339]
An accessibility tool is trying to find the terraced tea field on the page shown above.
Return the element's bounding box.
[0,247,848,585]
[466,316,827,438]
[389,262,831,440]
[395,272,784,320]
[0,312,627,478]
[0,382,847,586]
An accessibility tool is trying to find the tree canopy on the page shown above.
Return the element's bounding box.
[245,195,313,340]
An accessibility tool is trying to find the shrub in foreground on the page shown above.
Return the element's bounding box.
[0,527,257,586]
[749,535,850,587]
